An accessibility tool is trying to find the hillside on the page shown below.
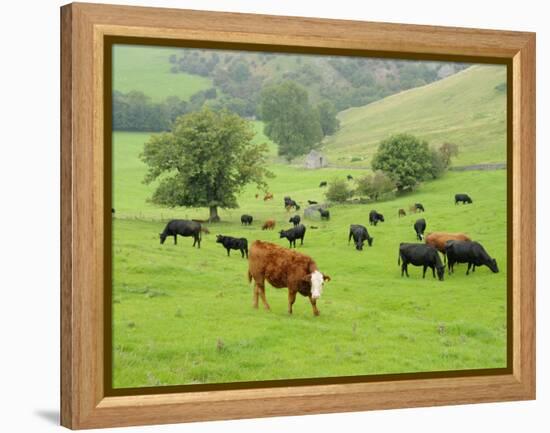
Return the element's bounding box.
[113,45,212,102]
[322,65,507,167]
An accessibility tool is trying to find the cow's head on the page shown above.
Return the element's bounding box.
[488,258,499,273]
[367,237,374,247]
[159,233,166,244]
[215,235,224,243]
[305,270,331,299]
[355,239,364,251]
[436,265,445,281]
[279,230,286,238]
[378,214,385,222]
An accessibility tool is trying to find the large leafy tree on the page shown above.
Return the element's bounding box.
[260,81,323,162]
[371,134,433,191]
[141,107,272,222]
[316,101,340,136]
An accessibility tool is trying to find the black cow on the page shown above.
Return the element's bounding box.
[289,215,301,226]
[241,214,253,225]
[318,208,330,220]
[216,235,248,258]
[284,196,300,210]
[279,224,306,248]
[369,210,385,226]
[319,181,327,187]
[348,224,373,250]
[414,218,426,241]
[160,220,201,248]
[347,175,354,181]
[415,203,425,212]
[445,240,498,275]
[455,194,473,205]
[307,200,318,205]
[398,243,444,280]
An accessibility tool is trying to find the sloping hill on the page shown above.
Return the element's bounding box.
[113,45,212,102]
[322,65,507,167]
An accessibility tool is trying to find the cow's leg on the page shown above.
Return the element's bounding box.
[226,248,230,257]
[472,265,476,273]
[174,234,177,245]
[252,280,260,309]
[432,266,436,278]
[466,263,472,275]
[422,265,427,278]
[300,237,304,246]
[308,295,320,316]
[288,291,297,314]
[257,283,270,310]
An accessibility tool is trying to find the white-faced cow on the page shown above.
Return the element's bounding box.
[414,218,427,241]
[247,241,330,316]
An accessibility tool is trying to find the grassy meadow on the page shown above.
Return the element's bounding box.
[323,65,507,167]
[113,45,212,102]
[112,130,507,388]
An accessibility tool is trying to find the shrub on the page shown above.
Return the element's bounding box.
[325,178,352,203]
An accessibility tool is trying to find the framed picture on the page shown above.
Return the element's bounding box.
[60,2,535,429]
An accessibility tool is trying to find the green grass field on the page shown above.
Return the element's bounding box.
[112,130,507,388]
[113,45,212,102]
[322,65,507,167]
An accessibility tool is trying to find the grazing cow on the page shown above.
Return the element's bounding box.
[289,215,301,226]
[445,240,498,275]
[263,192,274,201]
[369,210,385,226]
[255,193,259,199]
[425,232,472,263]
[241,214,253,225]
[414,218,427,241]
[160,220,201,248]
[398,208,406,218]
[262,219,276,230]
[455,193,473,205]
[415,203,425,212]
[409,205,418,214]
[307,200,318,205]
[348,224,373,250]
[319,181,327,187]
[318,208,330,220]
[247,240,331,316]
[279,224,306,248]
[216,235,248,258]
[347,175,354,181]
[284,196,300,211]
[398,243,445,280]
[201,227,210,235]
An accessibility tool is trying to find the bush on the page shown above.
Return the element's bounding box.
[325,179,352,203]
[355,171,395,201]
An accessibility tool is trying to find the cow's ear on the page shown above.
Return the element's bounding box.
[323,274,331,282]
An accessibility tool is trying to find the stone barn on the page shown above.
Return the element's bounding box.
[304,150,328,169]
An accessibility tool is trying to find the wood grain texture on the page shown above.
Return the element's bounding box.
[60,2,536,429]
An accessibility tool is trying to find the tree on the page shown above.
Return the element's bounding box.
[355,171,395,201]
[325,179,352,203]
[428,148,446,179]
[260,81,323,162]
[141,107,272,222]
[438,142,459,168]
[371,134,433,191]
[316,101,340,136]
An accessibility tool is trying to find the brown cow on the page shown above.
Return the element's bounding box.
[398,208,406,218]
[425,232,472,263]
[408,205,418,214]
[264,192,274,201]
[247,241,331,316]
[262,219,276,230]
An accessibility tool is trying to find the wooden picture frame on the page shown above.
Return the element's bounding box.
[61,2,536,429]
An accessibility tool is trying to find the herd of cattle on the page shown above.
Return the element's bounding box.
[157,191,499,316]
